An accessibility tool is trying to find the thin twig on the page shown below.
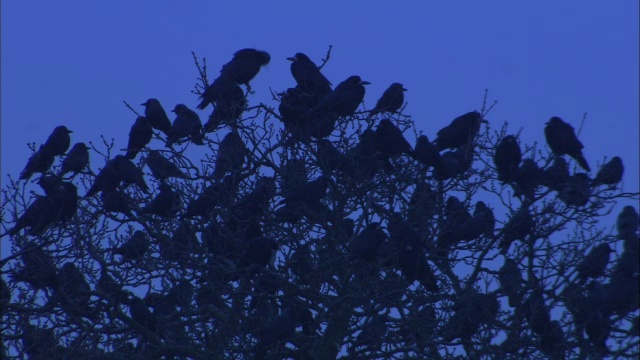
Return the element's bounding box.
[123,100,141,117]
[319,45,333,70]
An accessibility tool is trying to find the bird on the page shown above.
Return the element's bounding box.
[302,75,370,139]
[278,87,316,136]
[441,290,499,342]
[512,158,543,198]
[8,194,64,236]
[592,156,623,186]
[494,135,522,183]
[213,132,247,179]
[349,222,387,261]
[544,117,590,171]
[184,176,239,218]
[59,142,90,177]
[20,146,56,180]
[407,182,437,229]
[101,190,134,217]
[470,201,495,239]
[498,258,523,308]
[541,157,570,192]
[166,104,204,147]
[499,207,534,254]
[279,159,308,199]
[42,125,73,156]
[203,78,247,131]
[220,48,271,88]
[616,206,639,240]
[367,83,406,119]
[12,242,59,290]
[198,74,243,111]
[413,135,443,171]
[279,175,332,205]
[558,173,591,207]
[434,144,474,180]
[125,116,153,160]
[141,98,172,135]
[316,139,349,172]
[374,119,414,158]
[59,182,79,223]
[114,230,149,261]
[576,243,613,282]
[438,196,473,249]
[145,150,188,180]
[254,308,298,360]
[398,245,439,291]
[85,160,121,197]
[128,295,157,333]
[54,263,92,314]
[434,111,487,151]
[287,52,332,96]
[239,237,278,268]
[142,183,180,218]
[110,155,149,193]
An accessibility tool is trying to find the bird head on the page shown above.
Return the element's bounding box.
[56,125,73,134]
[391,83,407,91]
[287,53,307,62]
[546,116,564,125]
[172,104,187,113]
[141,98,158,107]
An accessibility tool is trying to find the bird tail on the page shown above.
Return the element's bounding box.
[124,151,136,160]
[574,153,590,172]
[196,100,208,111]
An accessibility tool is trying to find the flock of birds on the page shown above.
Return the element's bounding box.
[4,47,639,359]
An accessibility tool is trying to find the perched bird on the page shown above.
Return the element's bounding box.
[280,175,332,205]
[141,98,172,135]
[316,139,349,172]
[498,258,523,308]
[616,206,639,240]
[374,119,414,158]
[278,87,317,136]
[203,78,247,131]
[398,245,439,291]
[434,111,486,151]
[413,135,443,171]
[101,190,134,217]
[125,116,153,159]
[213,132,247,179]
[129,295,157,333]
[231,176,277,222]
[184,176,239,218]
[166,104,204,147]
[1,277,10,306]
[166,280,194,309]
[8,193,64,236]
[111,155,149,193]
[512,158,543,198]
[42,125,73,156]
[434,144,474,180]
[345,129,388,181]
[145,150,188,180]
[592,156,623,186]
[239,237,278,268]
[22,325,61,360]
[407,182,437,229]
[12,242,59,290]
[494,135,522,183]
[349,222,387,261]
[59,182,79,223]
[367,83,406,119]
[54,263,92,314]
[254,308,298,360]
[287,52,332,96]
[544,117,590,171]
[220,48,271,87]
[541,157,570,192]
[85,161,121,197]
[59,142,90,177]
[114,231,150,261]
[442,290,499,342]
[558,173,591,207]
[20,146,56,180]
[438,196,473,248]
[499,207,534,254]
[279,159,308,199]
[302,75,370,139]
[198,74,243,110]
[38,174,64,196]
[143,183,180,218]
[469,201,495,239]
[538,320,565,360]
[576,243,613,282]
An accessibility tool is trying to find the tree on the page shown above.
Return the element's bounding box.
[1,47,638,360]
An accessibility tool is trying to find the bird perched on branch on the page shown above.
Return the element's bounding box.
[374,119,414,158]
[544,116,590,171]
[592,156,623,186]
[59,142,90,177]
[367,83,406,119]
[434,111,487,151]
[166,104,204,147]
[494,135,521,183]
[220,48,270,88]
[125,116,152,160]
[141,98,172,135]
[287,52,332,96]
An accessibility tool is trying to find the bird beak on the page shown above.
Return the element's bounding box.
[481,119,489,124]
[286,56,296,61]
[361,81,371,85]
[141,102,147,106]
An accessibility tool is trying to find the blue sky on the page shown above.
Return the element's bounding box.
[2,2,638,214]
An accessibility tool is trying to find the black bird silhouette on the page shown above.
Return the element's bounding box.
[239,237,278,268]
[558,173,591,206]
[254,308,298,360]
[184,176,239,218]
[413,135,443,171]
[111,155,149,193]
[141,98,172,135]
[20,146,56,180]
[59,182,78,223]
[85,161,121,197]
[302,75,370,139]
[8,193,64,236]
[287,52,332,96]
[434,111,486,151]
[470,201,495,239]
[441,290,499,342]
[544,116,590,171]
[114,230,149,261]
[203,78,247,131]
[22,325,62,360]
[349,222,387,261]
[198,74,243,110]
[494,135,522,183]
[101,190,134,217]
[59,142,90,177]
[143,183,180,218]
[129,295,157,333]
[438,196,472,249]
[280,175,332,205]
[316,139,349,172]
[407,182,437,229]
[42,125,73,156]
[398,245,439,291]
[374,119,414,158]
[616,205,639,240]
[220,48,271,87]
[125,116,153,159]
[498,258,523,308]
[278,87,316,135]
[541,157,569,192]
[12,242,59,290]
[213,132,247,179]
[53,263,92,315]
[592,156,623,186]
[576,243,613,282]
[512,158,543,198]
[166,104,204,147]
[145,150,187,180]
[367,83,406,119]
[499,207,534,254]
